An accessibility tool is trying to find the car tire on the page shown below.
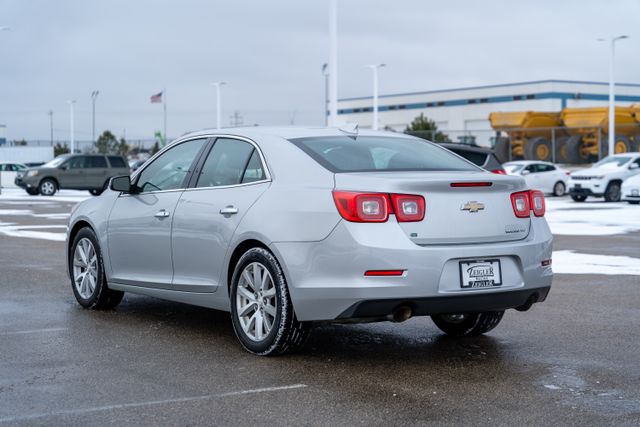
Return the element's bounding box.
[26,188,39,195]
[524,137,552,161]
[571,194,587,202]
[38,178,57,196]
[431,311,504,337]
[230,247,310,356]
[604,182,622,203]
[629,201,640,205]
[552,181,566,197]
[493,137,511,163]
[69,227,124,310]
[565,135,589,164]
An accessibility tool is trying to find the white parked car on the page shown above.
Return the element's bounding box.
[622,174,640,204]
[503,161,569,197]
[0,161,28,189]
[568,154,640,202]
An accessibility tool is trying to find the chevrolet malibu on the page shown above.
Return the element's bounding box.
[66,127,553,356]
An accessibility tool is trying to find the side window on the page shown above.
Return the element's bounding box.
[15,164,27,171]
[136,138,206,193]
[242,150,265,183]
[196,138,257,188]
[68,156,87,169]
[633,158,640,166]
[88,156,107,168]
[107,156,127,168]
[0,164,8,171]
[525,164,537,173]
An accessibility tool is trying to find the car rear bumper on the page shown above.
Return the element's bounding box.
[271,216,553,322]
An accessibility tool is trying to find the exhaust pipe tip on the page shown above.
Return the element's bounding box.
[390,305,413,323]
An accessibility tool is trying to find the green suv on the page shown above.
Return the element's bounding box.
[15,154,130,196]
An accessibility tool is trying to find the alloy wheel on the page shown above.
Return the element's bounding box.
[73,238,98,299]
[41,181,55,195]
[235,262,277,342]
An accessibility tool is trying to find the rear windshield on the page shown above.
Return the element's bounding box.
[108,156,127,168]
[289,136,479,173]
[448,148,487,167]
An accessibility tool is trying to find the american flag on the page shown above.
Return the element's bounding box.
[150,92,163,103]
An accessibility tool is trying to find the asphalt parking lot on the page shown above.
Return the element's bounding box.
[1,192,639,426]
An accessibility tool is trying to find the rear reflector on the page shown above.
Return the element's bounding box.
[541,259,552,267]
[450,182,493,187]
[364,270,405,276]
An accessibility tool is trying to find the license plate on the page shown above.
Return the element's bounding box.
[459,259,502,289]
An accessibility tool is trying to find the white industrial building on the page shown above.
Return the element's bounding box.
[335,80,640,146]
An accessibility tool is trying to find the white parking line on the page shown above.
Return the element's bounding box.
[0,327,68,336]
[0,384,308,423]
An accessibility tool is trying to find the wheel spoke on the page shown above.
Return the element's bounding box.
[260,269,269,291]
[264,303,276,318]
[237,301,255,317]
[253,264,262,291]
[242,270,255,291]
[254,310,263,340]
[237,286,255,302]
[262,287,276,297]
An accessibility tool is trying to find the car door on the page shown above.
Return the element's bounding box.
[536,164,557,193]
[521,164,538,189]
[59,156,87,188]
[84,155,109,189]
[107,138,208,288]
[171,137,270,293]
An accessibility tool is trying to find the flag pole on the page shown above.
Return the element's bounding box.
[163,88,167,146]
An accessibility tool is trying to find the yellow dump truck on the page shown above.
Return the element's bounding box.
[489,111,564,162]
[490,106,640,163]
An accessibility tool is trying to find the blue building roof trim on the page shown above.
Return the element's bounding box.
[337,91,640,115]
[338,79,640,102]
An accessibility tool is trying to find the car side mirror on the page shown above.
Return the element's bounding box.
[630,163,639,170]
[110,175,132,193]
[521,169,530,175]
[59,164,68,170]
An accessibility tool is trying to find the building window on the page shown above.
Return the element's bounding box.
[353,108,361,113]
[389,105,396,110]
[513,95,522,101]
[437,101,445,106]
[468,99,477,104]
[398,105,406,109]
[480,98,488,103]
[426,102,434,107]
[526,94,536,100]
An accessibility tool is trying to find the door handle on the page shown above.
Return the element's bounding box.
[154,209,170,218]
[219,206,239,215]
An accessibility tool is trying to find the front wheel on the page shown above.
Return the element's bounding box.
[431,311,504,337]
[70,227,124,309]
[230,247,310,356]
[38,178,57,196]
[571,194,587,202]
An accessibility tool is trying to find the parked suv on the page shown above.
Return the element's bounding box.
[568,154,640,202]
[15,154,130,196]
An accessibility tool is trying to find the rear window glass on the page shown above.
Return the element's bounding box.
[291,136,477,173]
[289,136,478,173]
[88,156,107,168]
[108,156,127,168]
[448,149,487,167]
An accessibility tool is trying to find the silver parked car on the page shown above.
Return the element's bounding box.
[66,127,553,356]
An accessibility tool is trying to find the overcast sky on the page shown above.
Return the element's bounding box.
[1,0,639,141]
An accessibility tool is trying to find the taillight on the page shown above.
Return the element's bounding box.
[529,190,546,217]
[332,191,390,222]
[332,191,425,223]
[491,169,507,175]
[510,191,530,218]
[390,194,425,222]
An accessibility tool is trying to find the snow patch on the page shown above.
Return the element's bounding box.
[545,198,640,236]
[553,250,640,275]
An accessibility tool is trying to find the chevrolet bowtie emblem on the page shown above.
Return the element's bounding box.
[461,201,485,213]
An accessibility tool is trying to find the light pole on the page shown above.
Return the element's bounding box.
[322,63,329,126]
[210,82,226,129]
[67,100,76,153]
[328,0,338,126]
[91,90,99,144]
[598,35,629,156]
[366,64,386,131]
[48,110,53,145]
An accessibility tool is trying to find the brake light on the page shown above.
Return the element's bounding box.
[510,191,530,218]
[491,169,507,175]
[390,194,425,222]
[332,191,390,222]
[450,182,493,187]
[364,270,405,276]
[529,190,546,217]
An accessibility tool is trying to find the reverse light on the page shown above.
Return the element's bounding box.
[510,191,530,218]
[390,194,425,222]
[529,190,546,217]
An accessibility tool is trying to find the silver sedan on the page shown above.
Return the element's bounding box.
[66,127,553,355]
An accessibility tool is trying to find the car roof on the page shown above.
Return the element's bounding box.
[435,142,493,154]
